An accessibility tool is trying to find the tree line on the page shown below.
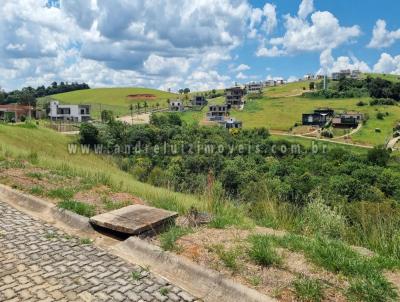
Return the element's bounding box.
[0,81,90,106]
[80,113,399,206]
[304,76,400,101]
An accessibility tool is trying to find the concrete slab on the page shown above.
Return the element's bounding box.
[89,205,178,235]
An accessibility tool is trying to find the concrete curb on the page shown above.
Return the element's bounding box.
[0,184,275,302]
[115,237,275,302]
[0,184,94,232]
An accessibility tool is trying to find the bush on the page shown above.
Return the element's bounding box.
[302,194,347,239]
[370,98,397,106]
[79,123,99,146]
[357,100,366,106]
[367,146,390,167]
[321,129,333,138]
[376,112,385,120]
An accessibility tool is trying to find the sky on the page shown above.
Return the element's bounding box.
[1,0,400,92]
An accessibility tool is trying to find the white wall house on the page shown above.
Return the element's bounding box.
[49,101,91,122]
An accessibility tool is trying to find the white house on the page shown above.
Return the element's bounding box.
[245,82,263,94]
[49,101,91,122]
[169,100,185,112]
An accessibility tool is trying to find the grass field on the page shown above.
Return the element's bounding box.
[362,73,400,82]
[0,123,200,213]
[47,87,177,118]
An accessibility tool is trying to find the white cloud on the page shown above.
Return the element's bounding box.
[236,72,247,79]
[368,19,400,49]
[318,49,371,75]
[143,54,190,76]
[256,45,286,57]
[287,76,298,82]
[298,0,314,20]
[0,0,254,90]
[257,1,360,57]
[262,3,277,34]
[248,3,277,38]
[373,53,400,74]
[233,64,250,72]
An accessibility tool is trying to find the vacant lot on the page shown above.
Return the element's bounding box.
[49,87,176,118]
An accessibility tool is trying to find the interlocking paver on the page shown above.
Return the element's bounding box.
[0,201,198,301]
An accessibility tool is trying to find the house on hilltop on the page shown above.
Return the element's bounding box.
[169,100,185,112]
[245,82,263,94]
[302,108,335,127]
[225,86,245,108]
[206,104,229,122]
[223,117,242,129]
[49,101,90,122]
[332,112,364,128]
[192,95,208,107]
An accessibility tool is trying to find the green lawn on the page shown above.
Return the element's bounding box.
[362,73,400,82]
[265,80,315,98]
[44,87,177,118]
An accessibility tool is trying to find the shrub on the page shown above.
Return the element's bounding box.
[376,112,385,120]
[79,123,99,146]
[367,146,390,167]
[370,98,397,106]
[321,129,333,138]
[292,276,324,302]
[302,194,347,239]
[58,200,96,217]
[248,235,282,266]
[357,100,366,106]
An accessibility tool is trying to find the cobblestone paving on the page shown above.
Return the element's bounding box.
[0,201,198,301]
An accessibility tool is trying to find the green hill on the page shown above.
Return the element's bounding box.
[44,87,177,118]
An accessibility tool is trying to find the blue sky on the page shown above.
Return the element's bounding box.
[0,0,399,91]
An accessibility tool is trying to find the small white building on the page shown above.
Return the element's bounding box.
[246,82,263,94]
[169,100,185,112]
[49,101,90,122]
[224,117,242,129]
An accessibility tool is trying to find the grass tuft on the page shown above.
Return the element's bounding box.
[48,188,75,200]
[292,275,324,302]
[248,235,282,267]
[58,200,96,217]
[159,225,191,252]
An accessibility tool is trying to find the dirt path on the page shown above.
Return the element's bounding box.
[331,123,362,140]
[270,131,373,149]
[387,136,400,150]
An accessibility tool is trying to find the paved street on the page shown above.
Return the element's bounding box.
[0,201,197,302]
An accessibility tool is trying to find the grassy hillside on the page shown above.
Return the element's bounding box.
[0,123,199,213]
[175,80,400,146]
[48,87,177,118]
[362,73,400,82]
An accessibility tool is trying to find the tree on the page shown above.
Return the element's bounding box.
[183,88,190,94]
[129,104,134,123]
[309,82,315,90]
[178,89,184,94]
[79,123,99,146]
[135,102,141,115]
[101,110,114,123]
[367,146,390,166]
[144,101,148,113]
